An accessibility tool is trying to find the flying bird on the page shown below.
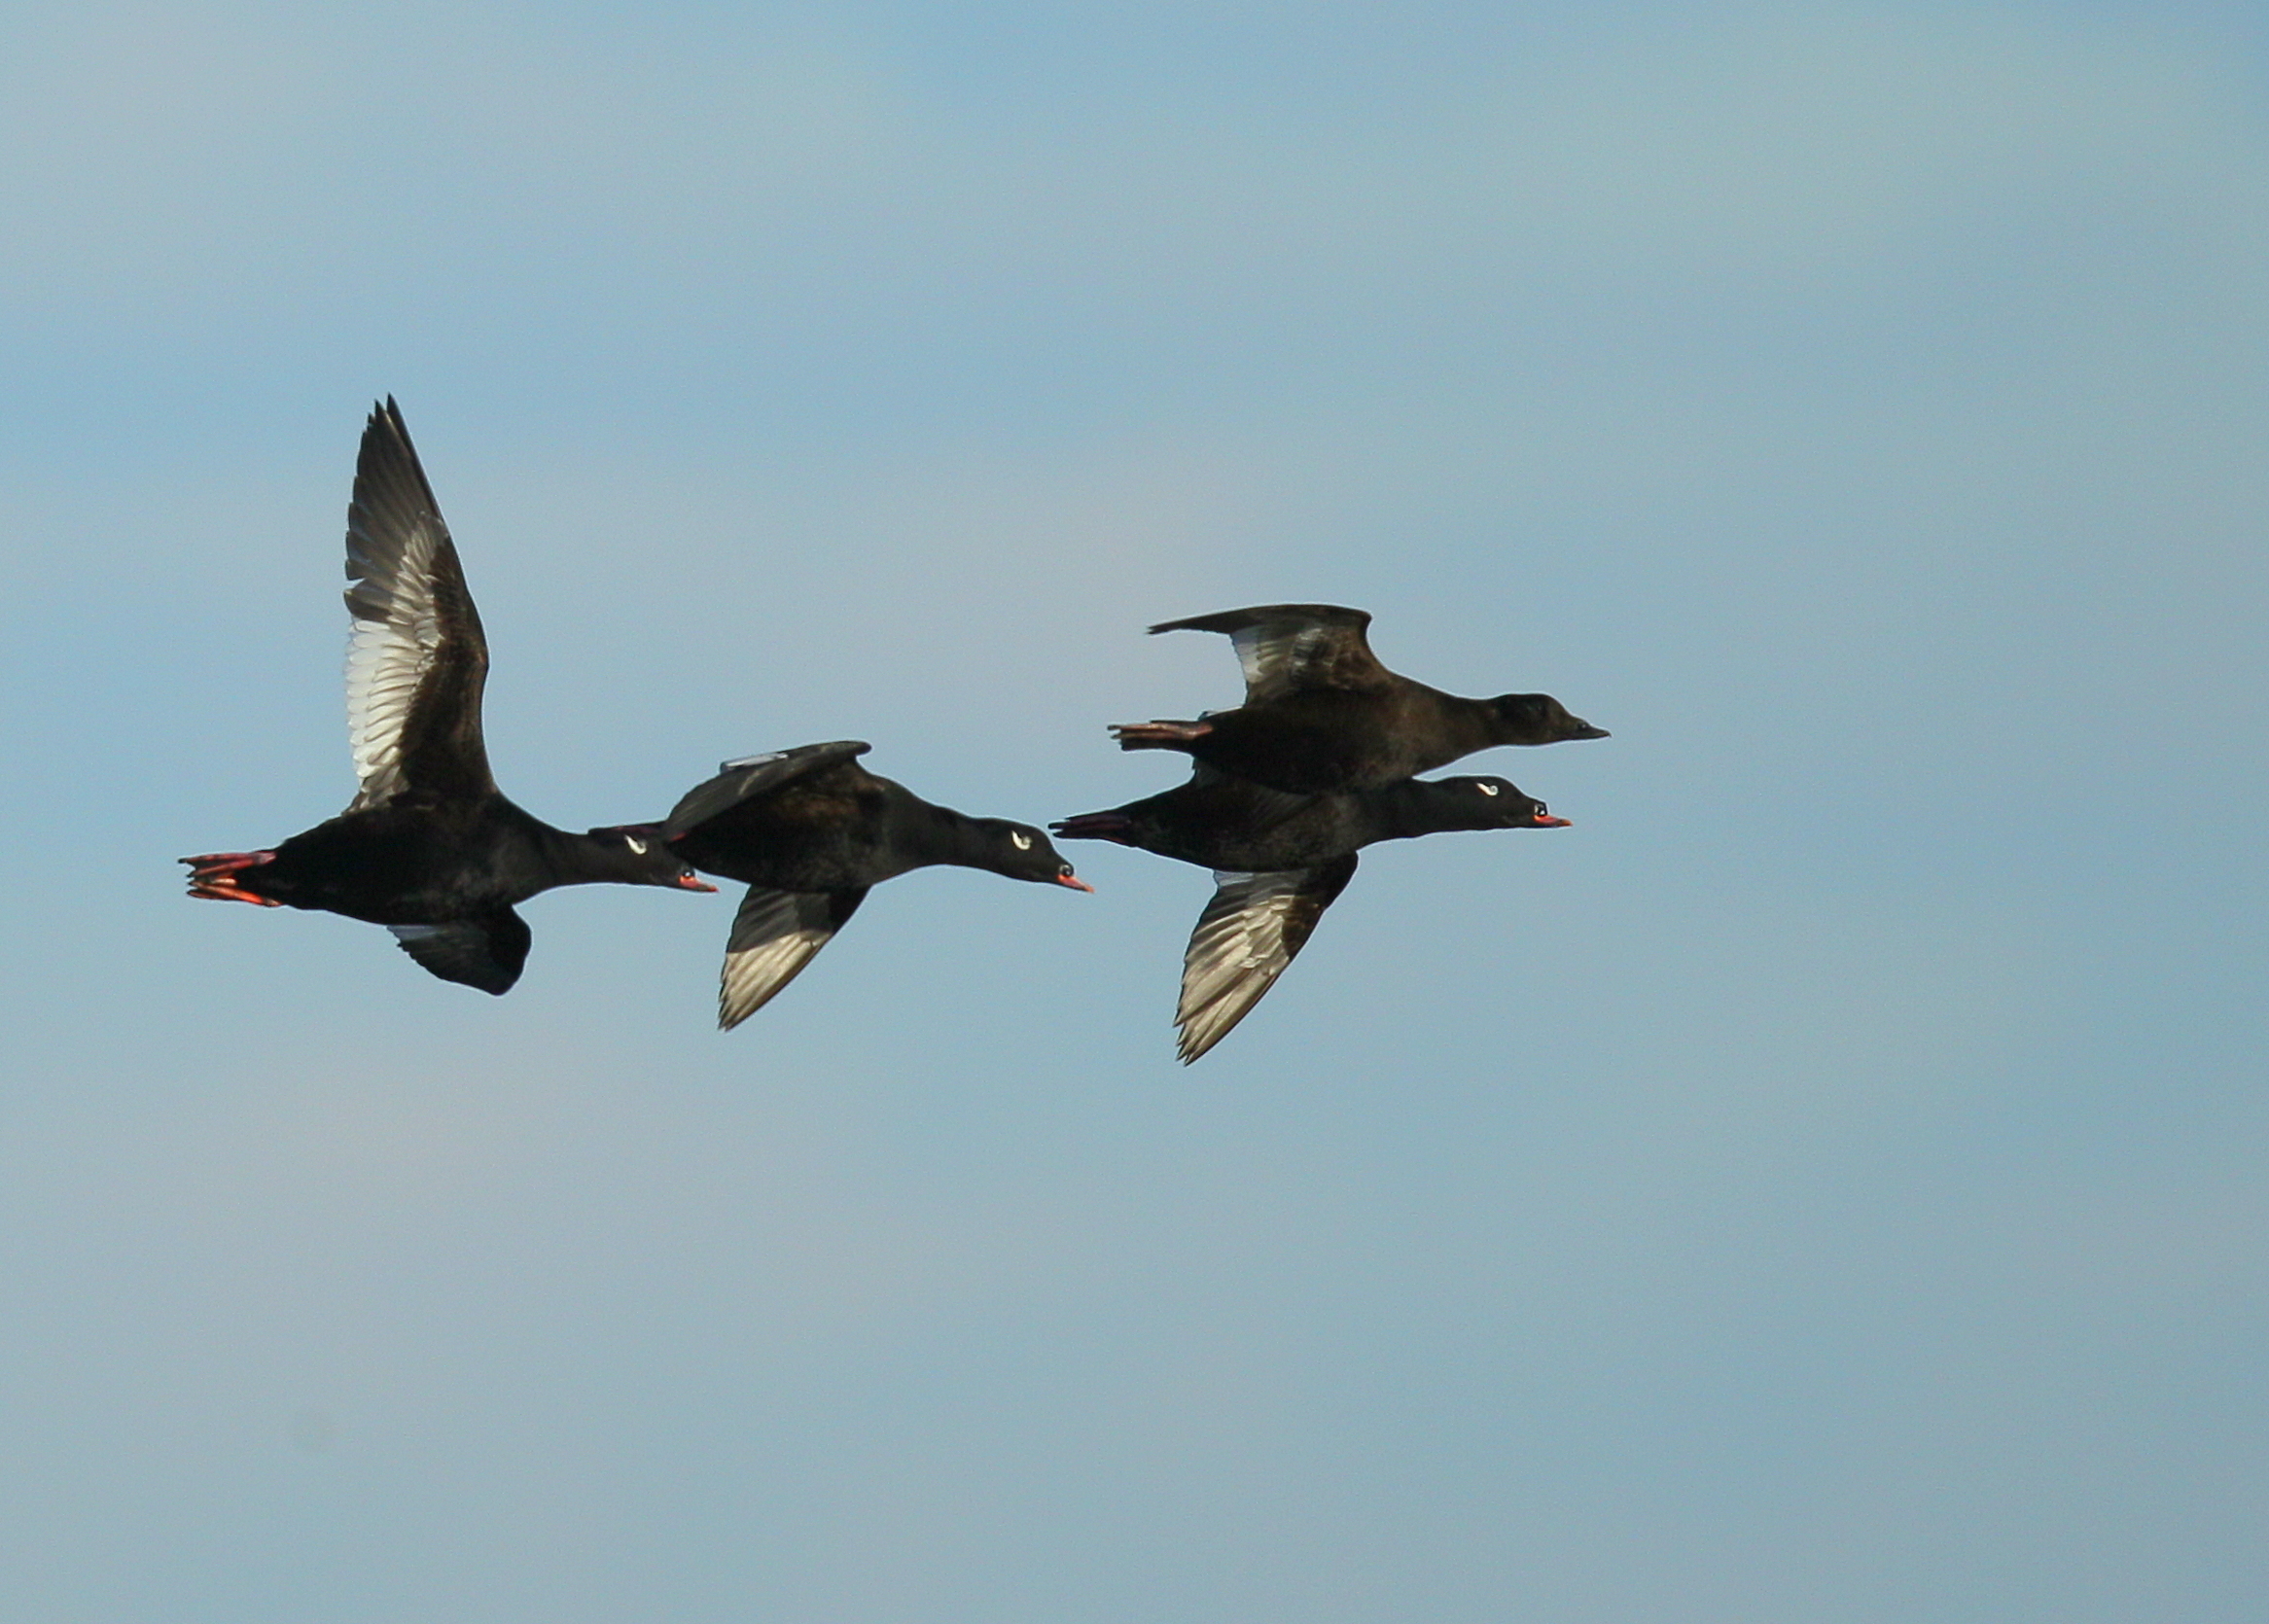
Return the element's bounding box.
[182,399,715,994]
[1053,767,1569,1062]
[664,741,1092,1029]
[1111,603,1607,794]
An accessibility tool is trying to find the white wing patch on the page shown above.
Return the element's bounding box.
[344,514,448,809]
[1229,619,1344,699]
[720,751,786,772]
[1175,867,1336,1063]
[718,887,855,1030]
[1225,625,1275,690]
[1155,606,1377,702]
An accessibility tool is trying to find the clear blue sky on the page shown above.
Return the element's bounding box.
[3,4,2263,1619]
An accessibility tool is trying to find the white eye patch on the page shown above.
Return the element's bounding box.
[1011,830,1034,850]
[626,834,650,854]
[1477,783,1501,797]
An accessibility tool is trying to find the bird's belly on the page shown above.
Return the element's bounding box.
[1200,711,1414,793]
[259,816,516,923]
[670,831,871,893]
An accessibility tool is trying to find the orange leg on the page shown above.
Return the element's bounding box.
[181,850,282,906]
[1108,719,1214,748]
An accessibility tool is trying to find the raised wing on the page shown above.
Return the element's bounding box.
[1149,603,1390,703]
[388,910,532,995]
[666,741,873,841]
[1174,854,1359,1063]
[343,399,494,811]
[717,886,869,1029]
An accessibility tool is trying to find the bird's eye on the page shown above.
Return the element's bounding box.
[1011,830,1033,850]
[1058,863,1074,878]
[1476,783,1501,797]
[1534,802,1548,817]
[626,834,650,854]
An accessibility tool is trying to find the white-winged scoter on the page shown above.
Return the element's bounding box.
[663,741,1093,1029]
[181,399,715,994]
[1052,767,1568,1063]
[1110,603,1607,794]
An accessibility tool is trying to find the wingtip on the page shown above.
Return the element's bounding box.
[1172,1012,1222,1064]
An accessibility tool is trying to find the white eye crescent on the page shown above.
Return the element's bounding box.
[1477,783,1501,797]
[626,834,650,854]
[1011,830,1033,850]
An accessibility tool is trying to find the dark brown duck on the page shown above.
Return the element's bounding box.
[1111,603,1607,794]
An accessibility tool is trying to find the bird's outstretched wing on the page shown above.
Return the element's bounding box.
[717,886,869,1029]
[343,398,495,810]
[388,910,532,995]
[1149,604,1391,703]
[665,742,873,840]
[1174,854,1359,1063]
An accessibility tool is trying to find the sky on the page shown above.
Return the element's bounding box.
[3,2,2265,1619]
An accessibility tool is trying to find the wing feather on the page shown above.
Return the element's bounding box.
[1148,604,1389,702]
[387,911,531,995]
[343,399,493,810]
[666,742,872,840]
[717,886,868,1029]
[1173,855,1358,1063]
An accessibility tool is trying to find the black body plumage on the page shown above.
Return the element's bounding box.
[1052,769,1569,1062]
[180,399,712,994]
[663,742,1091,1028]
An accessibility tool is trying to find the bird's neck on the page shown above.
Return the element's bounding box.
[528,817,654,888]
[1436,692,1506,753]
[879,788,980,874]
[1363,781,1492,842]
